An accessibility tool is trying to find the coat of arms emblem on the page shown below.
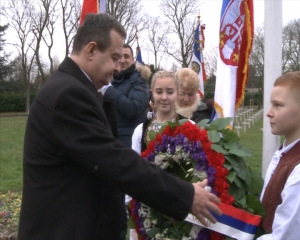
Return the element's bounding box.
[219,0,245,66]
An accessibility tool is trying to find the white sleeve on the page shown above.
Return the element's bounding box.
[131,123,143,155]
[125,123,143,205]
[257,163,300,240]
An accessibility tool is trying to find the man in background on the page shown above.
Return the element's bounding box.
[99,44,150,148]
[99,44,151,239]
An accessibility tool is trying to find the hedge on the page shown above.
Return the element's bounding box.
[203,91,263,106]
[0,93,36,112]
[0,91,263,113]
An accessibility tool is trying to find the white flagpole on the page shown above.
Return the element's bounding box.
[262,0,282,178]
[99,0,106,13]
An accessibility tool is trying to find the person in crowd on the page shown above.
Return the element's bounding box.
[99,44,151,148]
[132,70,186,154]
[175,68,212,123]
[99,44,151,239]
[146,90,157,120]
[258,71,300,240]
[130,70,204,239]
[18,13,221,240]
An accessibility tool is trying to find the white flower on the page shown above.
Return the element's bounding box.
[176,145,183,151]
[161,161,170,169]
[143,218,152,228]
[182,237,191,240]
[172,152,182,163]
[155,233,164,240]
[190,225,202,238]
[138,204,150,218]
[155,154,165,165]
[193,169,207,180]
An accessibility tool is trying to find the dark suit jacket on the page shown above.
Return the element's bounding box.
[18,57,194,240]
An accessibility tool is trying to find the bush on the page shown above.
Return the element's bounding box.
[0,93,36,112]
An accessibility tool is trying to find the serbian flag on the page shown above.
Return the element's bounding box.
[191,23,207,98]
[136,45,143,65]
[79,0,107,25]
[186,203,261,240]
[213,0,254,125]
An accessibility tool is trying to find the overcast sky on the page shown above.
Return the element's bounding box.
[2,0,300,69]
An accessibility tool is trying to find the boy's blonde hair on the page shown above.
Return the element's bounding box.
[176,68,199,92]
[274,71,300,100]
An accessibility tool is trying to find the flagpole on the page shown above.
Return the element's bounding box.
[262,0,282,178]
[99,0,106,13]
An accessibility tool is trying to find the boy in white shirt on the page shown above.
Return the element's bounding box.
[258,71,300,240]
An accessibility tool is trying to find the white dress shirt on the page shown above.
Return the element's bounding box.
[258,138,300,240]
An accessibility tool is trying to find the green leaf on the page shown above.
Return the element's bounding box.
[197,119,210,128]
[127,216,136,229]
[225,155,242,169]
[209,117,232,130]
[178,118,188,125]
[248,168,264,194]
[227,143,250,157]
[223,141,236,150]
[208,130,221,143]
[228,182,245,200]
[148,130,157,141]
[224,161,232,170]
[233,175,243,188]
[211,143,228,154]
[146,227,160,238]
[235,196,247,208]
[221,128,240,142]
[190,175,199,183]
[246,194,266,218]
[228,148,249,157]
[227,170,236,183]
[237,169,252,187]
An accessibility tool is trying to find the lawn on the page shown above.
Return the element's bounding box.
[238,118,263,175]
[0,116,27,193]
[0,115,264,193]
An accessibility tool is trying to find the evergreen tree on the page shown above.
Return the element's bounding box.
[0,24,11,82]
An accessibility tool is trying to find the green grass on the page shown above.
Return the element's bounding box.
[238,118,263,175]
[0,115,264,194]
[0,116,27,192]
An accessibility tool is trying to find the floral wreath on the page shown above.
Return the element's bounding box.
[128,118,265,240]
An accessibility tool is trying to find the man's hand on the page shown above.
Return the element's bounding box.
[191,179,222,226]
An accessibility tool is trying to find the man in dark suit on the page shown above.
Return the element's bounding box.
[18,13,221,240]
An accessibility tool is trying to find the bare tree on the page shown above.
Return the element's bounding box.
[203,46,218,78]
[282,19,300,72]
[107,0,145,45]
[41,0,59,74]
[249,26,264,107]
[146,16,167,70]
[31,0,60,83]
[52,54,60,72]
[60,0,81,58]
[2,0,37,112]
[160,0,198,67]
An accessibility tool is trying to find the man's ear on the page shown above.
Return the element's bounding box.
[85,42,97,60]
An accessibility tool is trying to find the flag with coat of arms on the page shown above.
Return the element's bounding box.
[80,0,107,25]
[191,22,207,98]
[213,0,254,125]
